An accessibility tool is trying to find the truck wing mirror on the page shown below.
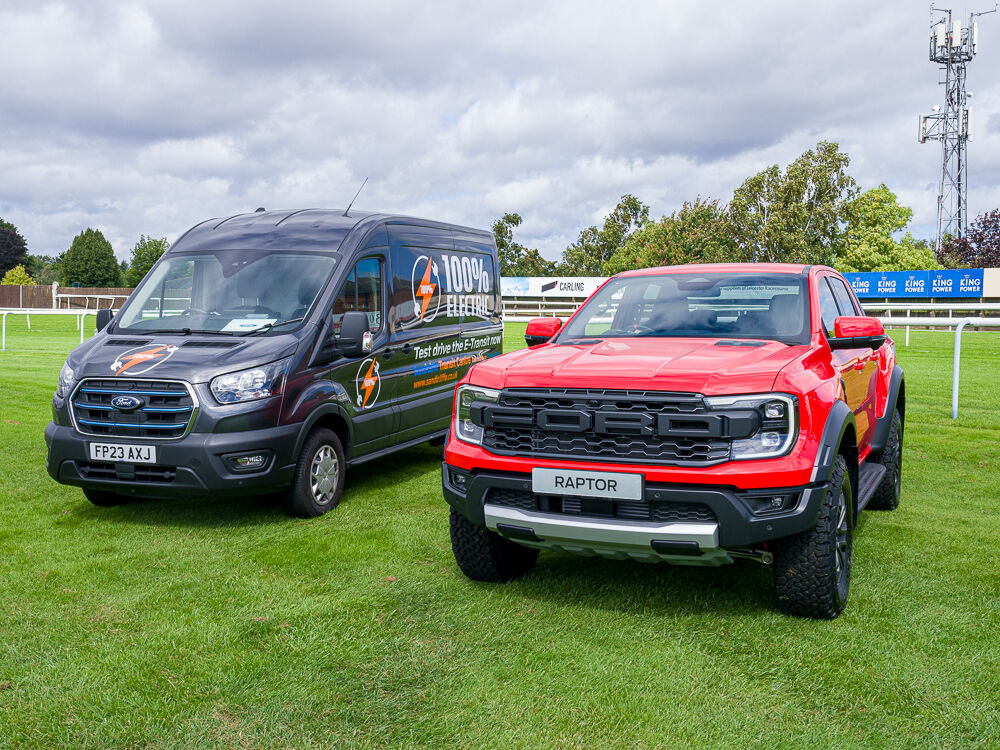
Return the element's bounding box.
[338,311,373,357]
[829,316,886,350]
[525,317,562,347]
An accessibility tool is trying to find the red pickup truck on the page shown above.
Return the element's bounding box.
[442,264,904,619]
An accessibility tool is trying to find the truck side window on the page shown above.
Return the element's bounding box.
[828,277,861,317]
[331,258,383,335]
[818,278,841,338]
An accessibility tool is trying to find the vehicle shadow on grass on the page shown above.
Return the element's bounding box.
[66,442,445,530]
[511,552,778,618]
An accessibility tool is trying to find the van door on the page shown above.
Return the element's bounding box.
[324,252,397,454]
[384,227,497,442]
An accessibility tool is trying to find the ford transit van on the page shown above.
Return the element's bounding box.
[45,209,502,516]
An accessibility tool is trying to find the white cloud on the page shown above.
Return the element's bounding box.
[0,0,996,261]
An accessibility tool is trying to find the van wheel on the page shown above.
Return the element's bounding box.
[450,508,539,582]
[772,454,853,619]
[868,410,902,511]
[284,428,346,518]
[83,488,130,507]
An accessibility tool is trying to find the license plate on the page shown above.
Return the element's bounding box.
[89,442,157,464]
[531,467,643,500]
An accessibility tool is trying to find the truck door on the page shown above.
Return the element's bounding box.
[818,275,878,454]
[325,252,397,453]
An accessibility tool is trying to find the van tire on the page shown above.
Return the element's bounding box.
[83,488,130,507]
[772,454,853,619]
[868,410,902,511]
[284,428,346,518]
[450,508,539,582]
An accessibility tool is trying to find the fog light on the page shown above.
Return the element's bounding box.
[450,470,468,491]
[224,450,272,473]
[770,496,784,509]
[765,401,785,419]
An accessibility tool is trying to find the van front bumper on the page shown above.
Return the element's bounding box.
[45,422,300,499]
[443,463,829,564]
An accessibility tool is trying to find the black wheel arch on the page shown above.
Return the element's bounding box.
[870,365,904,456]
[812,400,859,527]
[292,405,353,463]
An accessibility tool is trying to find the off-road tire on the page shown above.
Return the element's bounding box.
[283,428,346,518]
[772,454,853,619]
[868,410,902,511]
[450,508,539,582]
[82,488,130,507]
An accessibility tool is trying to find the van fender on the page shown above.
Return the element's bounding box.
[810,400,857,486]
[291,401,356,462]
[869,365,904,456]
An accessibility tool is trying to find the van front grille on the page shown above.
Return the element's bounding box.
[70,378,196,440]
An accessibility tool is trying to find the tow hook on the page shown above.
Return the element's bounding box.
[729,549,774,565]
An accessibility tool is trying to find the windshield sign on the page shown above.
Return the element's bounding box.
[559,272,810,345]
[116,252,337,335]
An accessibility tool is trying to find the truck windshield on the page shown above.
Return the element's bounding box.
[115,251,337,334]
[559,272,810,345]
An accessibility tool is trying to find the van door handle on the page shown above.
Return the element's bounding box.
[382,343,412,359]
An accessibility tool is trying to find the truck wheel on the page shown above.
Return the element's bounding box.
[868,410,902,511]
[450,508,539,582]
[283,428,345,518]
[82,488,130,507]
[772,454,853,619]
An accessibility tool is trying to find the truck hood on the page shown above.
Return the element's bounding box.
[472,338,810,395]
[67,330,302,385]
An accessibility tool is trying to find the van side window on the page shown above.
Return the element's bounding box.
[332,258,383,335]
[390,247,460,331]
[818,278,841,338]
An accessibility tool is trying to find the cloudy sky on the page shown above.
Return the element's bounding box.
[1,0,998,262]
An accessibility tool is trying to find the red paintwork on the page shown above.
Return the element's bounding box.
[525,317,563,342]
[834,316,885,338]
[447,264,896,491]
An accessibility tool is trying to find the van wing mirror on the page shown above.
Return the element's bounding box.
[338,311,373,357]
[525,317,563,347]
[95,309,113,332]
[829,316,886,350]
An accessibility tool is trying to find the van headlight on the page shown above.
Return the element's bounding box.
[454,384,500,445]
[56,362,76,398]
[210,358,290,404]
[704,393,797,460]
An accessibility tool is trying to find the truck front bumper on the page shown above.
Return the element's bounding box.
[443,463,829,565]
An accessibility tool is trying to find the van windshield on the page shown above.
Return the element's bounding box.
[115,251,337,334]
[558,272,810,345]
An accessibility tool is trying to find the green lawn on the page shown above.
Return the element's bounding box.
[1,316,998,748]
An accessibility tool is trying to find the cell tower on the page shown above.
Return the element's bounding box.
[919,6,995,252]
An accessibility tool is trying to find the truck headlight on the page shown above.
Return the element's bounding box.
[210,358,289,404]
[56,362,75,398]
[454,384,500,445]
[705,393,797,460]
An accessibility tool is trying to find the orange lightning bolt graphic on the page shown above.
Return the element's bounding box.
[416,258,436,320]
[360,358,378,408]
[113,345,172,377]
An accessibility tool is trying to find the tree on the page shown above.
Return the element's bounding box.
[603,198,736,274]
[728,141,857,265]
[1,264,34,285]
[561,194,649,275]
[25,253,61,284]
[125,235,169,286]
[938,209,1000,268]
[60,228,121,287]
[491,213,556,277]
[835,185,936,272]
[0,217,28,277]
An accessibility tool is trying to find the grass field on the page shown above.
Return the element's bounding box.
[1,316,998,748]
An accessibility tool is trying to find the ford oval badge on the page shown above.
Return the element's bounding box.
[111,395,144,412]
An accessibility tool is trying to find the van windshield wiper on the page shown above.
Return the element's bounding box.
[130,327,238,336]
[241,317,305,336]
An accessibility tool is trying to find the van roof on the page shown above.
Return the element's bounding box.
[172,208,493,254]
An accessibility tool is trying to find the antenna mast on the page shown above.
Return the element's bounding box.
[919,5,995,253]
[343,177,369,217]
